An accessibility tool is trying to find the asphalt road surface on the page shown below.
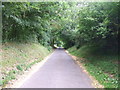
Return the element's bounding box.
[20,49,94,88]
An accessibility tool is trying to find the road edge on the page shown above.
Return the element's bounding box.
[65,50,104,89]
[4,50,55,88]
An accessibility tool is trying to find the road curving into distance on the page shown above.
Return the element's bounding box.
[20,49,94,88]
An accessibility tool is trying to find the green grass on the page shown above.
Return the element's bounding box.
[1,42,52,87]
[68,45,118,88]
[16,65,23,71]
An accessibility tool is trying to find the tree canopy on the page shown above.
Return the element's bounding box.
[2,2,119,49]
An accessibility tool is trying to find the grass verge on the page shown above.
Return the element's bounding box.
[68,45,118,88]
[1,42,52,87]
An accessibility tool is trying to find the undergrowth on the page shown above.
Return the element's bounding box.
[1,42,52,87]
[68,45,118,88]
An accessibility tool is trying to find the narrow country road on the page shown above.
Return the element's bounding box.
[20,49,94,88]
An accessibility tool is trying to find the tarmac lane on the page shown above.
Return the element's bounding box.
[19,49,94,88]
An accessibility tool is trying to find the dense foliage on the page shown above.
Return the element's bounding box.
[2,2,119,49]
[2,2,119,88]
[75,2,119,49]
[2,2,61,48]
